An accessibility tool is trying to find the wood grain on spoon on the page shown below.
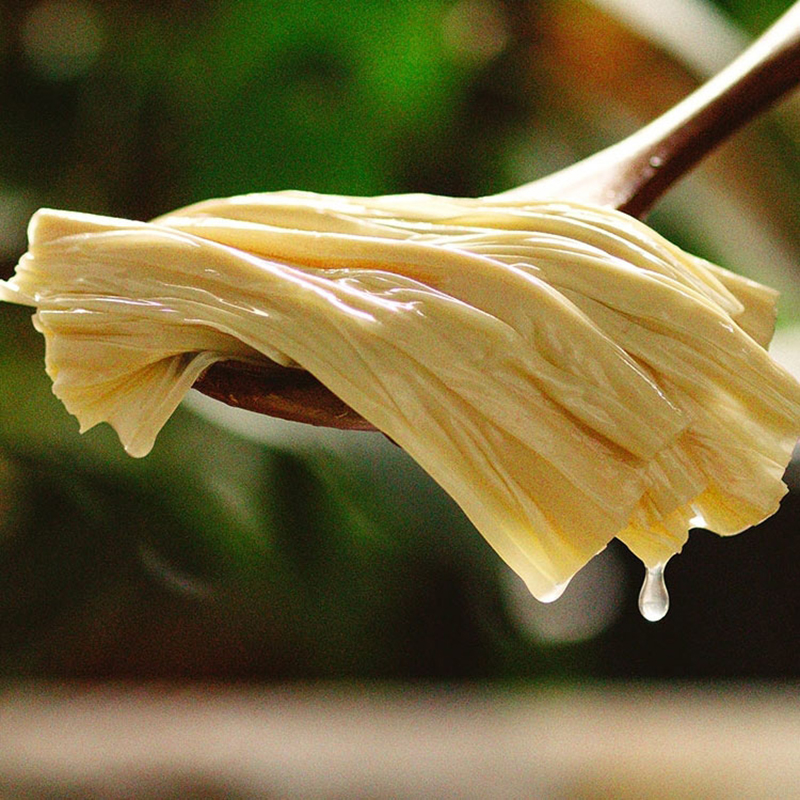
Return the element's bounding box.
[193,1,800,429]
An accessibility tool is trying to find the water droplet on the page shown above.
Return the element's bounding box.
[539,577,571,603]
[638,562,669,622]
[649,155,663,168]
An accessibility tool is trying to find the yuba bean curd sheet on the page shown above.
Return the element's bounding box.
[2,190,800,603]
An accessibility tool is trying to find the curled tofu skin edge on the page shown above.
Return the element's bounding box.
[2,190,800,601]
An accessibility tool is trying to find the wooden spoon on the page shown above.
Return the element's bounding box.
[193,1,800,430]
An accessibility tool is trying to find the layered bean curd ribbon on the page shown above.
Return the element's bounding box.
[2,190,800,602]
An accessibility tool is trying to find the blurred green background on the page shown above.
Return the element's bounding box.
[0,0,798,682]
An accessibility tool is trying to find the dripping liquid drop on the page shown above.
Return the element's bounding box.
[638,562,669,622]
[539,577,571,603]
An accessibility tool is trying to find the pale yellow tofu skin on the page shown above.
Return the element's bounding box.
[2,191,799,600]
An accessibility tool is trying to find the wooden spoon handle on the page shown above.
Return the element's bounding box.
[497,0,800,217]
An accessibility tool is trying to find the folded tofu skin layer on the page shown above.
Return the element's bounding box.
[2,190,799,601]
